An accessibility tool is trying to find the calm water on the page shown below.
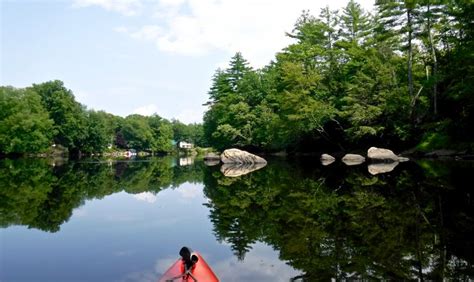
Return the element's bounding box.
[0,157,473,281]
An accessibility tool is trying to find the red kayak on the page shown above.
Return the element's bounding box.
[158,247,219,282]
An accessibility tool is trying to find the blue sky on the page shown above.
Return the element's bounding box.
[1,0,374,123]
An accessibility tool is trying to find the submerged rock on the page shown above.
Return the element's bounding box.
[204,159,220,166]
[220,162,267,177]
[425,149,457,158]
[320,154,336,166]
[367,147,409,162]
[203,152,221,161]
[342,154,366,166]
[220,148,267,164]
[368,162,399,175]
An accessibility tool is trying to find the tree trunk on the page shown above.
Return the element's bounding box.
[427,2,438,116]
[407,8,414,99]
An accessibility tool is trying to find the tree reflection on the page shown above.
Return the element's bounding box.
[1,157,472,279]
[203,160,474,280]
[0,157,204,232]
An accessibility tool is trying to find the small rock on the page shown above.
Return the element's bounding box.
[320,154,336,166]
[221,148,267,164]
[342,154,365,166]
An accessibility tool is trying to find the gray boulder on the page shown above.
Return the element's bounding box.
[367,147,409,162]
[220,163,267,177]
[221,148,267,164]
[320,154,336,166]
[342,154,366,166]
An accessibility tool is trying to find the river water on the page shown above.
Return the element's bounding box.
[1,157,473,281]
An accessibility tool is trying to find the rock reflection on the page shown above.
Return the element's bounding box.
[220,162,267,177]
[368,161,399,175]
[204,159,220,166]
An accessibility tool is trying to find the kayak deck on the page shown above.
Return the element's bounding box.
[158,253,219,282]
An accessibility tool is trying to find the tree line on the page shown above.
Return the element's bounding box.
[0,80,205,156]
[203,0,473,152]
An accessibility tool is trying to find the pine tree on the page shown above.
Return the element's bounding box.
[340,0,371,46]
[226,52,252,92]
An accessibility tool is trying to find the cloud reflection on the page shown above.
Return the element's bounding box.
[133,192,157,203]
[177,184,200,199]
[73,207,88,217]
[212,243,300,282]
[121,243,299,282]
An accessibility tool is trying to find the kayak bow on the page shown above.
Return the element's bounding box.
[158,247,219,282]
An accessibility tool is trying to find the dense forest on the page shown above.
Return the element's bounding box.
[203,0,474,153]
[0,81,205,156]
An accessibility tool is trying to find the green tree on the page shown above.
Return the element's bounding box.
[119,114,155,150]
[340,0,371,46]
[31,80,88,153]
[0,86,54,154]
[81,110,112,153]
[148,115,173,153]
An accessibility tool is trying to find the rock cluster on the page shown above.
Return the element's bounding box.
[320,147,409,174]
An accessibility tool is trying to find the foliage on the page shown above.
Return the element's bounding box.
[172,120,206,147]
[203,1,474,152]
[31,80,88,152]
[0,86,55,154]
[0,81,204,155]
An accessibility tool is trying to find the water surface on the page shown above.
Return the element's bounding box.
[1,157,473,281]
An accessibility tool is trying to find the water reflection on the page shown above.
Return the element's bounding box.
[203,159,474,280]
[220,162,267,177]
[1,157,473,280]
[0,157,204,232]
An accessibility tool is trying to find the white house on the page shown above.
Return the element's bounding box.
[178,141,193,149]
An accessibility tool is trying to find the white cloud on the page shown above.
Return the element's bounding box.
[132,104,160,116]
[130,25,163,40]
[114,26,129,33]
[73,0,142,16]
[115,0,375,67]
[174,108,203,124]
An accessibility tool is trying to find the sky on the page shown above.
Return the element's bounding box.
[1,0,374,124]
